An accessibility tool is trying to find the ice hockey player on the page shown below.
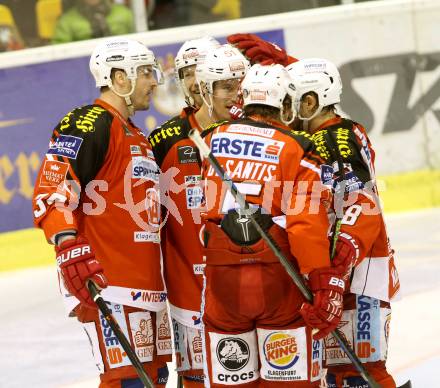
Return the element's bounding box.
[286,58,401,388]
[147,40,249,387]
[198,63,352,387]
[32,38,172,387]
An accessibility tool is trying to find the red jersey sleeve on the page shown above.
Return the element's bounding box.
[33,104,111,242]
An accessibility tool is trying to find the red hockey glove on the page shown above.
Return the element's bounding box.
[56,237,108,309]
[300,267,345,340]
[227,33,298,65]
[333,232,359,286]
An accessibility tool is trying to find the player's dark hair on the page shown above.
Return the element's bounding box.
[301,91,336,113]
[243,104,281,121]
[100,68,124,92]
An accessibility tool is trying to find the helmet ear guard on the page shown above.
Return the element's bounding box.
[285,58,342,122]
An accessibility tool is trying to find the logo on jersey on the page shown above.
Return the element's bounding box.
[178,145,198,164]
[131,290,167,303]
[186,186,203,209]
[156,310,172,355]
[134,231,160,243]
[130,145,142,155]
[133,316,154,348]
[128,311,155,362]
[184,174,201,185]
[226,125,275,138]
[216,338,250,371]
[211,133,284,164]
[39,160,69,187]
[132,156,159,181]
[263,332,299,370]
[356,295,380,362]
[310,340,322,382]
[321,162,364,193]
[99,304,133,368]
[193,263,205,275]
[320,164,334,187]
[47,135,83,159]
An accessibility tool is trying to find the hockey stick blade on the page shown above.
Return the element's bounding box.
[87,281,154,388]
[398,381,412,388]
[189,128,381,388]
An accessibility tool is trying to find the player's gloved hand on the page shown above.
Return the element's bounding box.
[332,232,359,286]
[300,267,345,340]
[227,33,298,65]
[56,237,108,309]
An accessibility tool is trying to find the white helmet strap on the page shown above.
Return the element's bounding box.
[298,104,324,122]
[109,78,137,116]
[280,104,295,126]
[296,92,324,123]
[199,80,215,117]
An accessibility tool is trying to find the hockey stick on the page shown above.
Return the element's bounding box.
[87,281,154,388]
[188,128,381,388]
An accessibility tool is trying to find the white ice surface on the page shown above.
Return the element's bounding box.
[0,208,439,387]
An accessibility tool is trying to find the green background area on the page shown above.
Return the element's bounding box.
[1,169,439,273]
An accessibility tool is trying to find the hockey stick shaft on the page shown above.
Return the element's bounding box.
[189,129,381,388]
[87,281,154,388]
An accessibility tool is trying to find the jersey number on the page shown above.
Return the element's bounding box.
[341,204,362,226]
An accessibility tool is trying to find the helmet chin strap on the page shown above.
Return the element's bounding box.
[109,79,137,116]
[280,100,295,126]
[296,101,324,131]
[199,81,215,117]
[180,79,196,109]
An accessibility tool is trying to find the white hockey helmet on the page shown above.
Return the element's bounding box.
[174,36,220,107]
[175,36,220,73]
[89,37,164,90]
[196,44,250,95]
[285,58,342,121]
[241,64,290,110]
